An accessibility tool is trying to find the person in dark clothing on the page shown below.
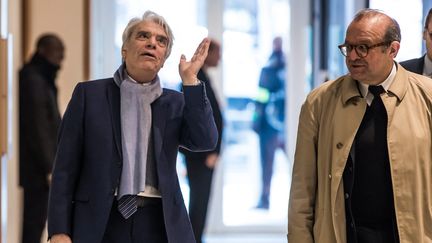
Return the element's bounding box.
[253,36,286,210]
[400,8,432,76]
[19,33,64,243]
[179,39,224,243]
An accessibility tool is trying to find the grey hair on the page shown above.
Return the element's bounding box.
[121,10,174,59]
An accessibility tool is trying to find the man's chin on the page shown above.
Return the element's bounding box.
[349,72,362,80]
[140,63,162,72]
[348,69,366,79]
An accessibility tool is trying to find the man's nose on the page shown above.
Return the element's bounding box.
[145,37,157,48]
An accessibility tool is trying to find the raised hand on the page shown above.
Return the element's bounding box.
[178,37,210,85]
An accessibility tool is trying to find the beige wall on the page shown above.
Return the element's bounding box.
[9,0,22,242]
[25,0,86,114]
[7,0,86,242]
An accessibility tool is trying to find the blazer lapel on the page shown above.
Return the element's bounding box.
[151,94,168,162]
[107,80,122,158]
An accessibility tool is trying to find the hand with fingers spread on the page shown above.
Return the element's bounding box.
[179,37,210,85]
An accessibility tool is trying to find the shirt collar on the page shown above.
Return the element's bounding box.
[126,73,152,86]
[423,55,432,76]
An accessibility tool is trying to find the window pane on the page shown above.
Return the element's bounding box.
[369,0,423,61]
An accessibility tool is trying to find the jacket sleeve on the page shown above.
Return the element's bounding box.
[48,83,85,238]
[287,98,318,243]
[179,83,218,152]
[203,76,224,155]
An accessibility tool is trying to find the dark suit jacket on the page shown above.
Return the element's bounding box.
[399,55,425,75]
[47,78,218,243]
[180,68,223,160]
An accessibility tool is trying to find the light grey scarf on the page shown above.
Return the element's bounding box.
[113,65,162,199]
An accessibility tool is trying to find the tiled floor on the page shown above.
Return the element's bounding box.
[177,128,291,242]
[206,233,286,243]
[179,129,291,228]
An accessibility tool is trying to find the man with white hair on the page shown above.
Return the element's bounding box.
[47,10,217,243]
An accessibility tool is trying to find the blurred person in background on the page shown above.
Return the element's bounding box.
[253,36,286,210]
[19,33,64,243]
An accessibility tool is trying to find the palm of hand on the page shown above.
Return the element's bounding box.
[178,38,209,84]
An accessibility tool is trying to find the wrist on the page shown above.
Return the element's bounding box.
[183,78,201,86]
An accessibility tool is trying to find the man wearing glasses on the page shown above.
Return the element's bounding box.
[400,8,432,76]
[288,9,432,243]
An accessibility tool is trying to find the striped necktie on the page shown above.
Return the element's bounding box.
[117,194,138,219]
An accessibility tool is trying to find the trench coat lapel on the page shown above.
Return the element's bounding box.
[330,77,367,229]
[385,64,408,124]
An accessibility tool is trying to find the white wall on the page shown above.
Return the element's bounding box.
[25,0,86,114]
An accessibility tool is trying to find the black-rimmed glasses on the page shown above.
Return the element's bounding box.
[338,42,389,58]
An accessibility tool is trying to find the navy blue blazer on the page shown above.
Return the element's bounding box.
[399,55,425,75]
[47,78,218,243]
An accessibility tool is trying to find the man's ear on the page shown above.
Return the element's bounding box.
[389,41,400,58]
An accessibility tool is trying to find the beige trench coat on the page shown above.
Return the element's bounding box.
[288,64,432,243]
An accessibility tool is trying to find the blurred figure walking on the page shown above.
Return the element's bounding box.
[19,33,64,243]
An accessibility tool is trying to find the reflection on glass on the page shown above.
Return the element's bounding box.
[222,0,290,227]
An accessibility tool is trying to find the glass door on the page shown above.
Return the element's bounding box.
[219,0,290,231]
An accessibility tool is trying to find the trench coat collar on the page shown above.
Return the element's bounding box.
[388,63,408,102]
[341,62,408,105]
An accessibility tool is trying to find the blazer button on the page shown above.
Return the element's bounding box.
[328,174,332,179]
[336,142,343,149]
[345,193,350,199]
